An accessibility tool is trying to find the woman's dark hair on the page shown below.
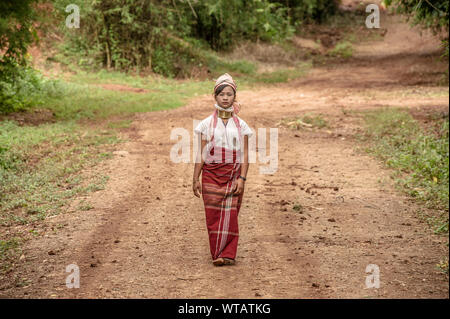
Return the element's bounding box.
[214,84,236,97]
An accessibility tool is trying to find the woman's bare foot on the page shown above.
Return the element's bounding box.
[223,258,235,265]
[213,258,225,266]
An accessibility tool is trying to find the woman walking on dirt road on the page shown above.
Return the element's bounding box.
[193,73,253,266]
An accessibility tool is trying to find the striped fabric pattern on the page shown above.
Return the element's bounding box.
[200,106,245,260]
[201,146,244,260]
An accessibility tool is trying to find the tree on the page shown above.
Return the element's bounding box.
[0,0,39,67]
[383,0,449,35]
[0,0,42,114]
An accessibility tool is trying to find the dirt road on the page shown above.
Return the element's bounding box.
[1,9,448,298]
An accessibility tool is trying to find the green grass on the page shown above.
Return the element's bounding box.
[0,116,114,276]
[0,119,118,226]
[301,113,328,128]
[279,112,329,130]
[207,57,257,77]
[107,119,133,129]
[328,40,353,59]
[242,61,312,85]
[38,76,211,121]
[0,238,22,274]
[356,107,449,235]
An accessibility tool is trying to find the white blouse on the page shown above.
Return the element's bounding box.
[194,114,253,150]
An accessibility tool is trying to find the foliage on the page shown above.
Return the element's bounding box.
[191,0,294,50]
[0,61,67,114]
[0,0,41,114]
[0,0,39,66]
[270,0,340,26]
[52,0,292,73]
[53,0,339,76]
[0,63,41,113]
[383,0,449,35]
[357,108,449,234]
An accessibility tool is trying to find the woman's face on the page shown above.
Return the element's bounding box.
[215,86,235,108]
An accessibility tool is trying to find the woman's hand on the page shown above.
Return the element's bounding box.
[193,179,202,198]
[233,178,245,195]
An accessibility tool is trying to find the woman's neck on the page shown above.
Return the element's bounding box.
[217,109,233,119]
[215,102,233,111]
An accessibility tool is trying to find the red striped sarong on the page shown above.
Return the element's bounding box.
[201,146,243,260]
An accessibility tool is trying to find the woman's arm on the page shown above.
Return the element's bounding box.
[234,135,249,195]
[193,133,207,197]
[240,135,249,178]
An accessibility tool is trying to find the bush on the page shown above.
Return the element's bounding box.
[328,40,353,58]
[53,0,341,76]
[0,60,67,115]
[192,0,294,50]
[274,0,340,25]
[0,62,42,114]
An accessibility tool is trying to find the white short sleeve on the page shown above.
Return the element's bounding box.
[194,116,211,136]
[239,118,253,137]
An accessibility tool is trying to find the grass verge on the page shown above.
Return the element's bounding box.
[356,107,448,216]
[0,117,118,276]
[0,119,119,226]
[355,107,449,274]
